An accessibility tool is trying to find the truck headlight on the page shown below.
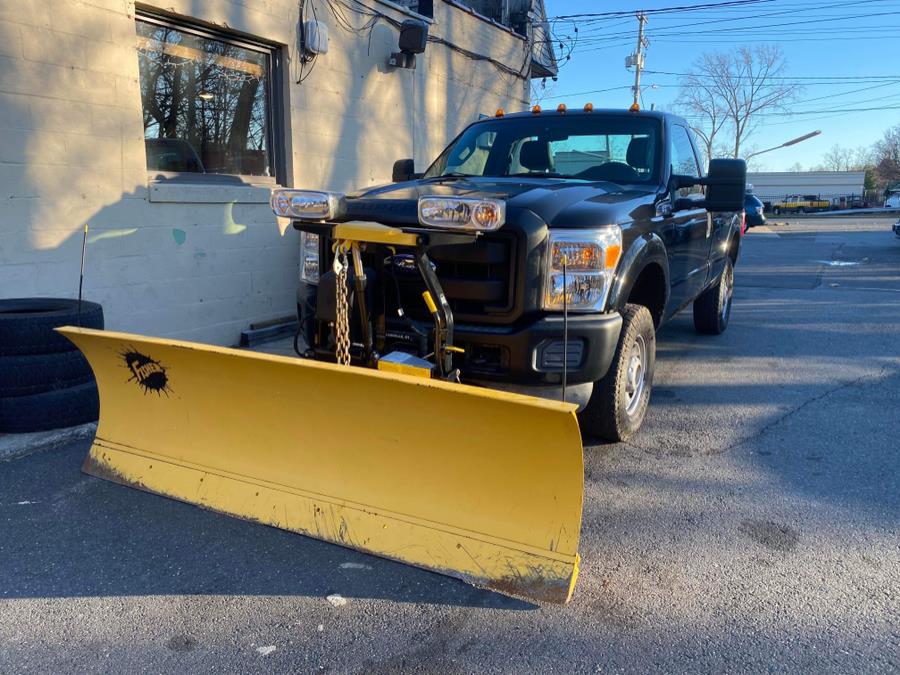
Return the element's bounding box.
[418,197,506,231]
[299,231,320,284]
[542,227,623,312]
[271,189,344,221]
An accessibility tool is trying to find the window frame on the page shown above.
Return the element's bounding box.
[669,124,703,197]
[135,9,286,186]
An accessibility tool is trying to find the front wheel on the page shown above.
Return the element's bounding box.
[578,304,656,442]
[693,256,734,335]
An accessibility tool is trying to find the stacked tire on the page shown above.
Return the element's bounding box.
[0,298,103,433]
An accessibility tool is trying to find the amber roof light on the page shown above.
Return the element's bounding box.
[557,103,567,113]
[629,102,640,112]
[495,108,505,117]
[531,105,541,114]
[584,102,594,112]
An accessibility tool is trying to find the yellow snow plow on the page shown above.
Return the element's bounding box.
[57,324,583,603]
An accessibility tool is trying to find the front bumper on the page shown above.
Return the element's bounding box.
[298,280,624,388]
[453,312,623,386]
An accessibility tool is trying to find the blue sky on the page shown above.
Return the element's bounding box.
[539,0,900,170]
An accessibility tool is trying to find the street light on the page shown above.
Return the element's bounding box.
[744,130,821,160]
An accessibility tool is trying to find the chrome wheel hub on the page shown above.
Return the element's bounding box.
[624,334,647,416]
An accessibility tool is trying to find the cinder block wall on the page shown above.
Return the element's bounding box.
[0,0,529,345]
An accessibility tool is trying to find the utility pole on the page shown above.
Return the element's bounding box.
[627,12,648,110]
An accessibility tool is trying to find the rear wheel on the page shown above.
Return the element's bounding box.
[693,256,734,335]
[578,304,656,442]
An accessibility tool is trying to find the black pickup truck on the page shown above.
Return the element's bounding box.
[272,108,746,441]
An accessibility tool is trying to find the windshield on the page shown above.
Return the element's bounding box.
[423,115,662,184]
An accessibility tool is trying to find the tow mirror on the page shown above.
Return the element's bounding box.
[392,158,415,182]
[669,174,695,192]
[668,160,746,212]
[701,159,746,212]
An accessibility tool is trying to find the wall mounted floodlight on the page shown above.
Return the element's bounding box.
[389,19,428,69]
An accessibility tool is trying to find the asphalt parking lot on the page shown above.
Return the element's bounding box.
[1,217,898,673]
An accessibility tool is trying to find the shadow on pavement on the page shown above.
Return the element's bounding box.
[0,440,532,610]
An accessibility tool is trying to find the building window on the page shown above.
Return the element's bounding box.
[136,13,281,180]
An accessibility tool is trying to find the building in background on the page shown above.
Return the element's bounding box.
[747,170,868,209]
[1,0,554,345]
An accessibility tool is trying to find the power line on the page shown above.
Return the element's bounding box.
[573,9,900,48]
[549,0,774,21]
[540,78,900,101]
[644,69,900,81]
[566,0,900,42]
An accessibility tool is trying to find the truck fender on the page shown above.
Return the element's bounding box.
[710,212,743,282]
[606,232,670,318]
[727,213,743,263]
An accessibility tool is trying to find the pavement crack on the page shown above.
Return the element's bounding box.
[723,366,890,453]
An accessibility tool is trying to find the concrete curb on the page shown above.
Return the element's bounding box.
[0,422,97,462]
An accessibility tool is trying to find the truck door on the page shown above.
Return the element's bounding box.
[665,124,710,310]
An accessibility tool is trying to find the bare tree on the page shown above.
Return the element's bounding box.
[677,45,799,160]
[821,144,855,171]
[853,146,876,169]
[873,123,900,188]
[787,161,803,172]
[813,144,877,176]
[675,56,728,168]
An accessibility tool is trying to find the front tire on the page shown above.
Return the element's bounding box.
[693,256,734,335]
[579,304,656,442]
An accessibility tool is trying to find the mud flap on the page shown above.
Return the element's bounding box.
[58,327,584,604]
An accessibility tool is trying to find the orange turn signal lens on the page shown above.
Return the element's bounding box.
[605,244,622,269]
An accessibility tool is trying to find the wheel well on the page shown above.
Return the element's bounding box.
[626,262,666,327]
[728,232,740,264]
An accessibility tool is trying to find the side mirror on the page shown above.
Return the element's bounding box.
[701,159,746,212]
[668,174,696,192]
[392,158,415,183]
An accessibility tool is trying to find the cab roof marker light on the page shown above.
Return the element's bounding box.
[495,108,505,117]
[584,102,594,112]
[270,189,345,221]
[557,103,567,113]
[418,197,506,232]
[532,105,541,114]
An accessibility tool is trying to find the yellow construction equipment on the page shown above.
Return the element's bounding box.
[58,326,584,604]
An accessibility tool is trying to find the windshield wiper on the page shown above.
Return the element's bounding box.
[506,172,570,179]
[422,172,474,182]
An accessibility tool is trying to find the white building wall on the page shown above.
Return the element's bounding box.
[0,0,530,345]
[747,171,866,203]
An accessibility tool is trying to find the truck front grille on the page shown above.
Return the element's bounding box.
[391,232,517,323]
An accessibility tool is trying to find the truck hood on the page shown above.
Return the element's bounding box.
[344,177,657,228]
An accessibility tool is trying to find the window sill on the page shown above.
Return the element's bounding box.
[372,0,434,23]
[147,174,277,204]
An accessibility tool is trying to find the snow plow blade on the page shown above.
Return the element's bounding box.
[58,327,584,604]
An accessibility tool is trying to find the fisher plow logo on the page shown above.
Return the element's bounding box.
[122,349,172,396]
